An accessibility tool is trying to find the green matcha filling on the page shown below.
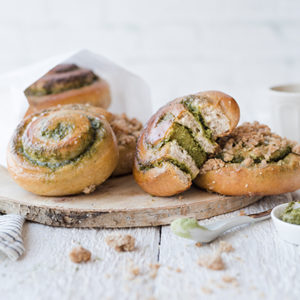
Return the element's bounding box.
[41,122,74,141]
[182,97,213,140]
[171,218,207,239]
[17,117,105,170]
[217,146,292,165]
[140,97,217,175]
[281,202,300,225]
[139,123,206,178]
[268,146,291,162]
[167,123,207,167]
[156,112,174,125]
[139,158,192,177]
[24,72,99,96]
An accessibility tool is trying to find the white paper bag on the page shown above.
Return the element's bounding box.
[0,49,152,166]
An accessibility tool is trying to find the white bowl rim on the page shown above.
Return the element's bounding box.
[270,83,300,96]
[271,202,300,228]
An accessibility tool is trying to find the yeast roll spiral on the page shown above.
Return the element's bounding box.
[7,104,118,196]
[133,91,240,197]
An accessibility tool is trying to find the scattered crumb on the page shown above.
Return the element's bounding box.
[69,246,91,263]
[222,275,239,286]
[128,266,140,279]
[234,256,243,262]
[105,274,111,278]
[219,241,235,253]
[214,282,226,289]
[201,287,213,294]
[259,292,265,298]
[195,242,203,247]
[149,263,160,278]
[176,268,182,273]
[198,252,225,270]
[178,195,184,200]
[83,184,96,194]
[106,234,135,252]
[239,210,245,216]
[209,279,226,289]
[149,263,160,270]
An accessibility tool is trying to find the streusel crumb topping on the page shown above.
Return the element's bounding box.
[200,122,300,173]
[110,113,143,146]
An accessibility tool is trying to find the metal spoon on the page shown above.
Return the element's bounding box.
[171,209,271,243]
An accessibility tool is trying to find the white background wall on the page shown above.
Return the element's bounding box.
[0,0,300,123]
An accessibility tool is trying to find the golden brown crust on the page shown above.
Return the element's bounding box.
[25,79,111,117]
[194,153,300,196]
[195,122,300,195]
[133,91,240,197]
[7,105,118,196]
[110,114,143,176]
[133,159,191,196]
[196,91,240,135]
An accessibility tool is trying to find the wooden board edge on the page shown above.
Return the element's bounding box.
[0,195,263,228]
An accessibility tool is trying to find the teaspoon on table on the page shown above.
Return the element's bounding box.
[171,209,272,243]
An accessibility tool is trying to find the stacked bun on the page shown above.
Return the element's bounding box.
[24,64,111,117]
[7,63,143,196]
[133,91,240,196]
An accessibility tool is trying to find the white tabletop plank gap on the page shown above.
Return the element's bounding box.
[0,224,161,300]
[154,194,299,300]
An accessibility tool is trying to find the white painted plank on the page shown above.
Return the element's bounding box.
[0,224,160,300]
[155,193,300,300]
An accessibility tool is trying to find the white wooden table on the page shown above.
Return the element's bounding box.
[1,1,300,298]
[0,192,299,300]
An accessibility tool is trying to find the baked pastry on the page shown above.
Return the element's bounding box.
[58,105,142,176]
[7,104,118,196]
[24,64,111,117]
[133,91,240,196]
[110,113,143,176]
[194,122,300,195]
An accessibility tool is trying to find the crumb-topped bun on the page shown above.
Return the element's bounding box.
[7,104,118,196]
[24,64,111,117]
[110,113,143,176]
[194,122,300,195]
[133,91,240,196]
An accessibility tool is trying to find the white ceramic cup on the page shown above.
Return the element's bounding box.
[269,83,300,142]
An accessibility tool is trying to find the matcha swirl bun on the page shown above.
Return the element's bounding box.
[194,122,300,196]
[133,91,240,196]
[7,104,118,196]
[24,64,111,117]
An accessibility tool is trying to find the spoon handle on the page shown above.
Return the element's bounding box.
[209,214,270,233]
[247,208,272,219]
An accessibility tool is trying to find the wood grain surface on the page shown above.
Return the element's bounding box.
[0,165,262,228]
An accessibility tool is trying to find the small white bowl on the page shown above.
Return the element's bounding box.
[271,203,300,245]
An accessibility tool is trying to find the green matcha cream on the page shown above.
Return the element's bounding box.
[281,202,300,225]
[171,218,206,239]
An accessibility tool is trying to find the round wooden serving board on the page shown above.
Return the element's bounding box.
[0,165,262,228]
